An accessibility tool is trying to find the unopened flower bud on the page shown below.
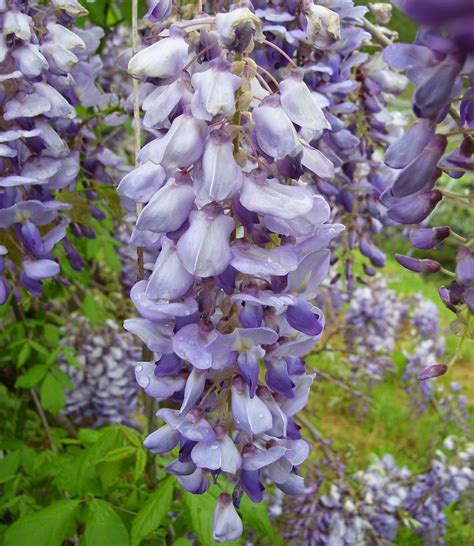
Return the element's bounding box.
[368,3,392,24]
[395,254,441,274]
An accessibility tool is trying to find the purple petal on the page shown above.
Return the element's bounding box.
[286,300,324,336]
[176,207,235,277]
[137,176,195,233]
[128,32,189,79]
[191,59,241,120]
[117,162,166,203]
[23,259,59,280]
[418,364,448,380]
[144,424,180,454]
[280,71,330,131]
[123,318,174,353]
[240,172,313,220]
[391,134,446,198]
[213,493,243,543]
[253,95,299,159]
[173,323,216,370]
[386,190,443,224]
[385,120,434,169]
[180,368,207,415]
[230,241,298,276]
[146,238,194,301]
[193,130,243,206]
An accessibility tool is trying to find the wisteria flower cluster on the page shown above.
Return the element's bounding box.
[251,0,408,287]
[344,279,408,383]
[59,314,139,428]
[119,1,348,541]
[281,438,474,545]
[381,0,474,324]
[0,0,125,302]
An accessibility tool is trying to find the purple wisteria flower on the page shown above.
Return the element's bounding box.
[281,440,474,545]
[120,2,346,540]
[0,0,122,302]
[59,315,140,427]
[382,0,474,317]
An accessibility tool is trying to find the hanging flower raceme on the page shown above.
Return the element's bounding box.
[59,314,140,427]
[250,0,407,289]
[281,439,474,546]
[0,1,125,303]
[382,0,474,320]
[120,3,344,541]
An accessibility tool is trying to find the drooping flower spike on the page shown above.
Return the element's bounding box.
[120,2,349,540]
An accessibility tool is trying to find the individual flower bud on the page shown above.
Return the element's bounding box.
[391,134,446,198]
[384,120,434,169]
[395,254,441,274]
[191,59,241,121]
[52,0,88,16]
[359,235,386,268]
[386,190,442,224]
[368,3,392,24]
[23,259,60,280]
[414,55,463,119]
[302,0,341,49]
[409,227,450,250]
[253,95,300,159]
[280,69,331,131]
[128,28,189,79]
[216,7,264,53]
[418,364,448,381]
[213,493,243,543]
[145,0,172,22]
[286,300,324,336]
[455,246,474,286]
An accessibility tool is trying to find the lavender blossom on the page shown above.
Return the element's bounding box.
[59,315,139,427]
[119,3,346,540]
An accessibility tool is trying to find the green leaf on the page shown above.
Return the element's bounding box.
[40,373,65,415]
[97,446,137,463]
[133,448,147,482]
[16,343,32,368]
[103,242,122,273]
[82,294,108,327]
[50,367,74,390]
[15,365,48,389]
[239,496,279,543]
[131,477,174,546]
[85,499,130,546]
[43,324,60,347]
[0,451,21,484]
[173,539,193,546]
[57,191,92,224]
[94,185,123,219]
[4,499,79,546]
